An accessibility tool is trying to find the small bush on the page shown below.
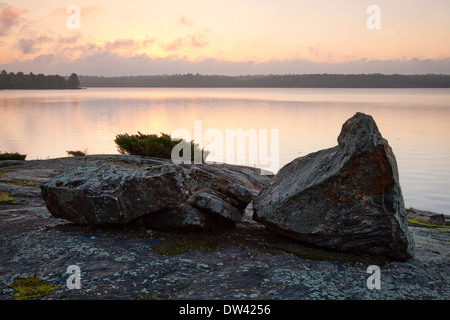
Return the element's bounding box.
[0,152,26,161]
[114,132,209,162]
[66,149,87,157]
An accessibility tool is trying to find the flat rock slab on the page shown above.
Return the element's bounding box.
[0,156,448,300]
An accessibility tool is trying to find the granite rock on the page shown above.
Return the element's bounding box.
[40,157,270,230]
[253,112,415,261]
[41,162,188,225]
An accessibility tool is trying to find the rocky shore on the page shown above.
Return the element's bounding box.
[0,155,448,300]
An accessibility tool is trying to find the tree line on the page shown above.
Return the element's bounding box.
[79,73,450,88]
[2,71,449,88]
[0,70,81,89]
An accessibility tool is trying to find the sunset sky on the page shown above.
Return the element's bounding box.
[1,0,450,75]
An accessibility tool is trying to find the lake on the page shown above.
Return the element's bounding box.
[1,87,449,214]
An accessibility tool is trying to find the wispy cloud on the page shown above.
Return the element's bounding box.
[178,15,194,27]
[163,33,209,51]
[163,37,184,51]
[190,33,208,48]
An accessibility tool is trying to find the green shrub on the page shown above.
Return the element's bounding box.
[0,152,26,161]
[66,149,87,157]
[114,132,209,162]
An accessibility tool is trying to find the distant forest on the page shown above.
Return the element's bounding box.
[2,71,450,89]
[0,70,80,89]
[79,74,450,88]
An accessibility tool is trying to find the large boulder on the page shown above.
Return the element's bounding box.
[41,162,189,225]
[253,112,415,261]
[41,158,271,231]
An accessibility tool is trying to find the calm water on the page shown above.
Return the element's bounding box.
[1,88,449,214]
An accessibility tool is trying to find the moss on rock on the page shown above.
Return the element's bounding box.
[152,239,219,255]
[8,276,60,300]
[0,191,16,204]
[408,219,449,230]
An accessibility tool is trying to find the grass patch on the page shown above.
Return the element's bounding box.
[0,152,26,161]
[0,178,41,190]
[0,191,16,204]
[408,219,449,229]
[152,239,219,255]
[137,296,161,300]
[0,168,42,190]
[8,276,60,300]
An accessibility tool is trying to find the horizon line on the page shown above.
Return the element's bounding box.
[78,73,450,77]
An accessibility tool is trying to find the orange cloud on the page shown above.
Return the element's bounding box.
[163,33,209,52]
[0,5,28,36]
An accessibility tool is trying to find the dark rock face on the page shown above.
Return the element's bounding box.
[41,162,188,225]
[253,112,415,261]
[41,159,270,231]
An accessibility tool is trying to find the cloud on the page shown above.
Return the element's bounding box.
[17,35,52,54]
[178,15,194,27]
[190,34,208,48]
[104,39,136,51]
[163,37,184,51]
[57,34,82,45]
[163,33,209,51]
[0,5,28,36]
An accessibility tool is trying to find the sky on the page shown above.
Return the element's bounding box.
[0,0,450,76]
